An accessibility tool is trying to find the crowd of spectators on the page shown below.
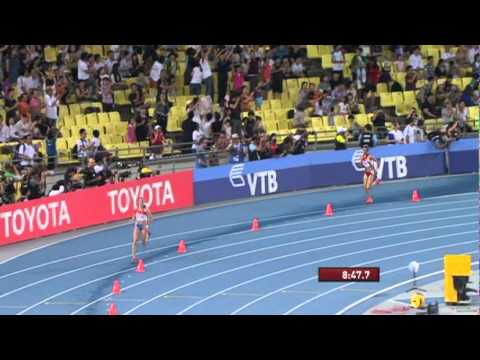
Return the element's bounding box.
[0,45,479,206]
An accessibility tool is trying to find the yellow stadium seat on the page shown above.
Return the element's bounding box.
[63,115,75,128]
[462,77,473,90]
[307,45,320,59]
[318,45,333,55]
[65,138,77,149]
[380,93,394,107]
[108,112,121,123]
[358,104,366,114]
[334,115,347,127]
[148,108,155,117]
[355,114,370,127]
[403,91,416,105]
[98,112,110,124]
[321,54,333,69]
[86,113,99,127]
[468,106,479,122]
[44,46,58,63]
[391,92,404,106]
[69,103,82,116]
[277,119,289,132]
[376,83,388,94]
[270,99,281,110]
[114,122,127,135]
[312,117,325,132]
[344,53,355,67]
[111,135,124,144]
[264,122,277,134]
[114,91,129,106]
[59,105,69,119]
[56,138,68,150]
[75,115,87,127]
[451,78,462,89]
[102,135,112,145]
[104,122,115,135]
[59,127,71,138]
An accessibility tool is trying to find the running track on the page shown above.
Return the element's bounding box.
[0,174,477,315]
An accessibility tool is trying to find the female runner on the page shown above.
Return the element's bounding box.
[360,145,380,202]
[132,197,153,262]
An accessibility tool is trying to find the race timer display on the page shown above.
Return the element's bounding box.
[318,267,380,282]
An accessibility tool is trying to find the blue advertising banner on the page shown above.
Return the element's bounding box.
[448,138,479,174]
[194,139,477,205]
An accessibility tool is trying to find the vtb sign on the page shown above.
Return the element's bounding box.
[229,164,279,196]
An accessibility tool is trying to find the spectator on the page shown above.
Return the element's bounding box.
[227,133,248,163]
[134,110,149,142]
[359,124,376,147]
[351,47,367,89]
[291,57,305,78]
[154,91,172,132]
[405,65,418,91]
[417,76,435,104]
[14,115,33,139]
[127,118,137,144]
[198,49,214,99]
[228,92,242,135]
[76,128,93,164]
[83,157,105,188]
[196,137,209,168]
[100,77,114,112]
[372,110,388,139]
[44,87,59,127]
[428,128,453,149]
[17,135,37,169]
[7,118,18,141]
[181,111,196,150]
[387,122,405,144]
[334,127,348,150]
[422,93,441,119]
[435,58,448,78]
[223,119,233,138]
[149,125,165,159]
[403,119,422,144]
[247,137,260,161]
[408,47,424,71]
[291,130,307,155]
[441,46,456,61]
[240,86,255,112]
[389,78,403,92]
[394,54,407,73]
[468,45,480,64]
[271,59,284,99]
[243,111,257,140]
[455,100,472,133]
[473,53,480,76]
[347,114,362,140]
[216,48,233,106]
[17,93,30,117]
[4,88,18,120]
[192,121,202,151]
[424,56,435,79]
[0,116,10,143]
[319,75,332,93]
[332,46,345,80]
[46,126,59,170]
[379,63,392,84]
[129,83,146,114]
[190,60,202,96]
[441,99,457,125]
[246,54,260,91]
[366,56,381,91]
[76,80,93,102]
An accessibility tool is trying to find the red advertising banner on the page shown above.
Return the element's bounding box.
[0,170,194,246]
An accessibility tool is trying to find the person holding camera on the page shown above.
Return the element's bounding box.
[83,157,106,188]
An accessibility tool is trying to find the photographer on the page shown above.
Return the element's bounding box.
[292,129,307,155]
[0,163,21,205]
[428,129,454,150]
[82,157,106,188]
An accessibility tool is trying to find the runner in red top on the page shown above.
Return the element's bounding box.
[360,145,380,202]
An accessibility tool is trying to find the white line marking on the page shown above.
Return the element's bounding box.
[335,261,480,315]
[1,193,475,277]
[178,237,478,315]
[14,217,477,315]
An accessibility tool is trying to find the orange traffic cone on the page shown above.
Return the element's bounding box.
[112,279,122,295]
[108,303,119,315]
[366,195,374,204]
[325,203,334,216]
[412,190,421,202]
[177,240,187,254]
[251,217,261,232]
[136,259,145,272]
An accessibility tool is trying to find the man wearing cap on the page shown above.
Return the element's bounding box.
[334,127,348,150]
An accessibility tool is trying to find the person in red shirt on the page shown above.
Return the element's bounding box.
[366,56,381,91]
[17,94,31,117]
[149,125,165,159]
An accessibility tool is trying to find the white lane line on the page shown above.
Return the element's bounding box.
[1,195,475,279]
[68,221,475,315]
[284,255,479,315]
[3,208,474,301]
[335,261,480,315]
[14,213,477,315]
[134,231,476,315]
[178,236,477,315]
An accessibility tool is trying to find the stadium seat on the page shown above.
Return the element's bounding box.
[44,46,58,63]
[380,92,394,107]
[307,45,320,59]
[63,115,75,128]
[114,122,127,135]
[103,122,115,135]
[108,112,121,123]
[114,90,129,106]
[391,92,404,106]
[86,113,99,127]
[59,105,69,119]
[56,138,68,150]
[321,54,333,69]
[69,103,82,117]
[451,78,462,89]
[75,115,87,127]
[403,91,416,105]
[65,138,77,149]
[355,114,370,127]
[376,83,388,94]
[270,99,281,110]
[98,112,110,124]
[468,106,479,124]
[318,45,333,55]
[277,119,289,132]
[334,115,347,128]
[462,77,473,90]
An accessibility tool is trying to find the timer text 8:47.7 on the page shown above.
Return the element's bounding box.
[318,267,380,282]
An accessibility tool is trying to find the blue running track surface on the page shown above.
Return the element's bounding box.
[0,174,477,315]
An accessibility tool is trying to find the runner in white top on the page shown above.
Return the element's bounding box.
[131,197,153,262]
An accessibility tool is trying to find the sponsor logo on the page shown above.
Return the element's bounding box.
[351,151,408,180]
[229,164,279,196]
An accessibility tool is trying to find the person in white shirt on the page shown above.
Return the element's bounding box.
[403,121,422,144]
[468,45,480,64]
[18,136,37,168]
[199,49,213,98]
[14,116,33,139]
[0,116,10,143]
[77,128,93,165]
[149,55,164,87]
[291,57,305,77]
[387,122,405,144]
[190,60,203,96]
[408,47,424,70]
[77,53,90,81]
[45,87,59,127]
[332,46,345,77]
[191,122,201,150]
[441,47,456,61]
